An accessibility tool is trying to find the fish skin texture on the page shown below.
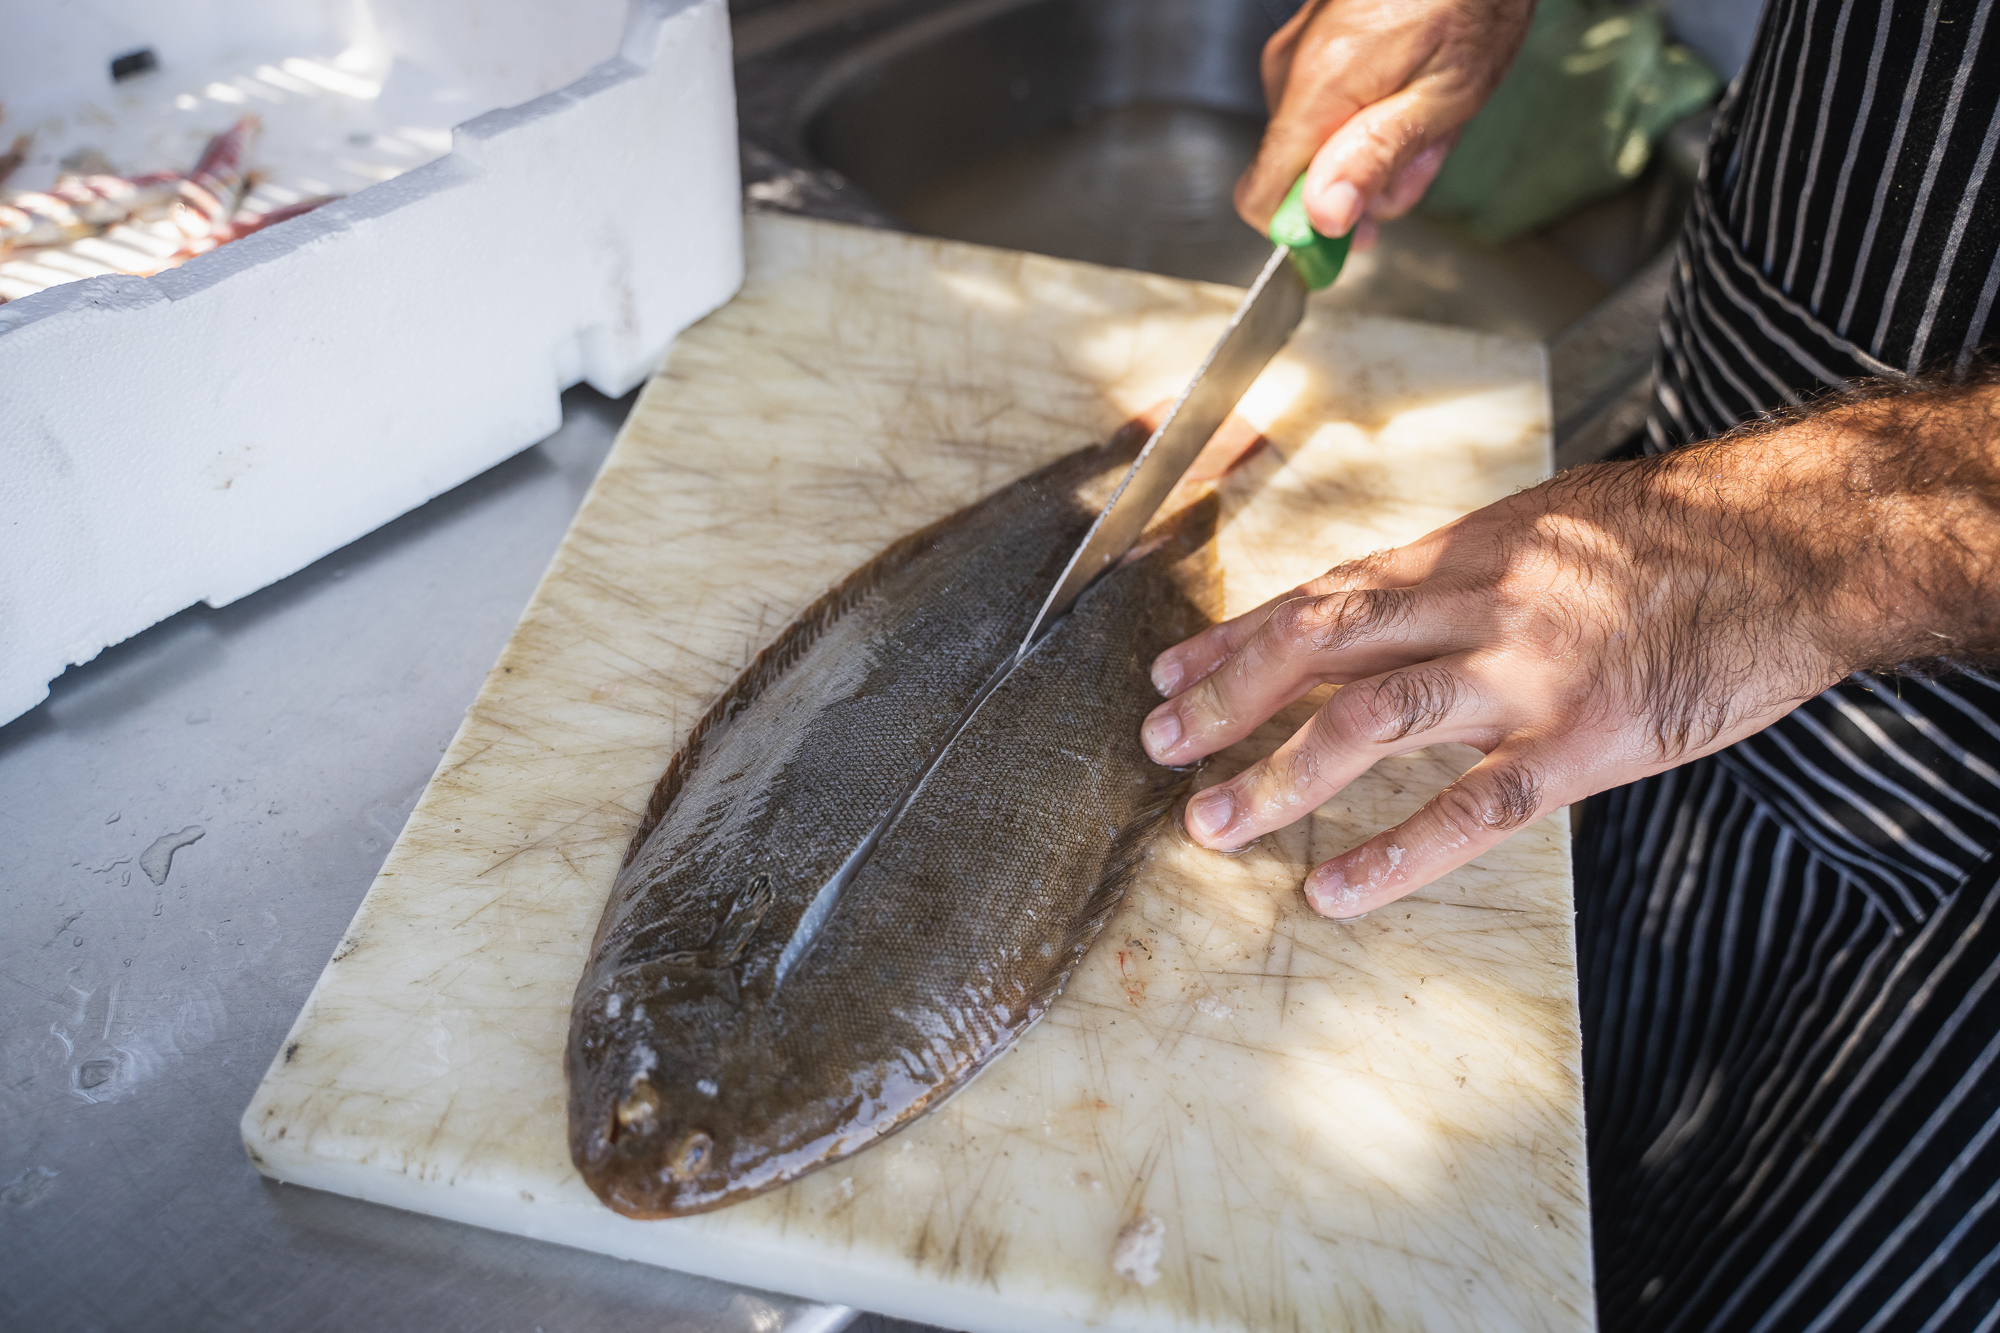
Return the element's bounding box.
[567,427,1219,1219]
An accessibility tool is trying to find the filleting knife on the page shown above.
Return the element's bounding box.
[1020,176,1351,651]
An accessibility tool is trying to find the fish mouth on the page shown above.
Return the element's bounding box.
[597,1171,741,1220]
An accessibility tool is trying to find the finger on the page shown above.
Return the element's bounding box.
[1150,545,1432,699]
[1349,216,1380,254]
[1181,656,1504,850]
[1236,89,1368,233]
[1302,747,1558,919]
[1370,139,1452,222]
[1298,79,1482,239]
[1258,0,1321,110]
[1142,581,1466,766]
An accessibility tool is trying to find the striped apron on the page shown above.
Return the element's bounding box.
[1578,0,2000,1328]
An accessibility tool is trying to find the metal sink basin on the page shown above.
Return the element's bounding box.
[734,0,1706,463]
[795,0,1274,286]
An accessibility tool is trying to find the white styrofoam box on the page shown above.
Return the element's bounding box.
[0,0,742,725]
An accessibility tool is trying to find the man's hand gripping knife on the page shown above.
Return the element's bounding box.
[1235,0,1537,248]
[1143,379,2000,919]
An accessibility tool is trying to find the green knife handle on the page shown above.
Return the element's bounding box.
[1268,175,1351,291]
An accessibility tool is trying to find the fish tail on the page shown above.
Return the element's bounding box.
[176,117,261,236]
[189,116,260,195]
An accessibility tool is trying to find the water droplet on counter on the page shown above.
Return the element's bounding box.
[184,708,211,725]
[76,1059,115,1090]
[139,826,204,886]
[1,1166,57,1208]
[104,811,120,824]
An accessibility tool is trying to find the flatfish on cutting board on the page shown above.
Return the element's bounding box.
[567,422,1227,1218]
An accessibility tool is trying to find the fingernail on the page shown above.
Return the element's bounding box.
[1141,710,1182,758]
[1151,659,1183,697]
[1188,788,1234,840]
[1314,180,1362,236]
[1308,862,1367,920]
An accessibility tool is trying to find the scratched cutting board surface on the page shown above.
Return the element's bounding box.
[243,213,1590,1332]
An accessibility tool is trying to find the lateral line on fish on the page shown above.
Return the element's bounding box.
[770,621,1068,991]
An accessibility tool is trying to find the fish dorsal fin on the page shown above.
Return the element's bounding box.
[662,874,774,971]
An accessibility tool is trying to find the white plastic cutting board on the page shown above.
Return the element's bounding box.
[243,213,1592,1332]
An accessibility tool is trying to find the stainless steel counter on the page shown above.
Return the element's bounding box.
[0,389,874,1333]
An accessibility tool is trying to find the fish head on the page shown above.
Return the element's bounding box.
[567,980,737,1217]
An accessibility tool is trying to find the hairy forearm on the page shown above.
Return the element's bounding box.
[1626,379,2000,676]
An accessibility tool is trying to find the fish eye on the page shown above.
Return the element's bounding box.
[615,1078,661,1132]
[667,1128,713,1180]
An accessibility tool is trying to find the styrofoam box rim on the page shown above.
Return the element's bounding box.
[2,0,744,725]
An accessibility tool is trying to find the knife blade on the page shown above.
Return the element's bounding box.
[1020,176,1351,651]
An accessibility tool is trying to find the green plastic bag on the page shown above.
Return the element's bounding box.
[1418,0,1720,241]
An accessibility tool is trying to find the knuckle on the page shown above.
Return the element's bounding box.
[1486,766,1544,830]
[1315,548,1397,591]
[1366,666,1460,741]
[1187,673,1229,724]
[1350,114,1422,171]
[1324,683,1391,744]
[1329,588,1414,649]
[1436,765,1543,834]
[1267,588,1413,657]
[1278,736,1327,792]
[1262,596,1326,653]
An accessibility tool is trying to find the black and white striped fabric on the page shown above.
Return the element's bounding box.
[1579,0,2000,1328]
